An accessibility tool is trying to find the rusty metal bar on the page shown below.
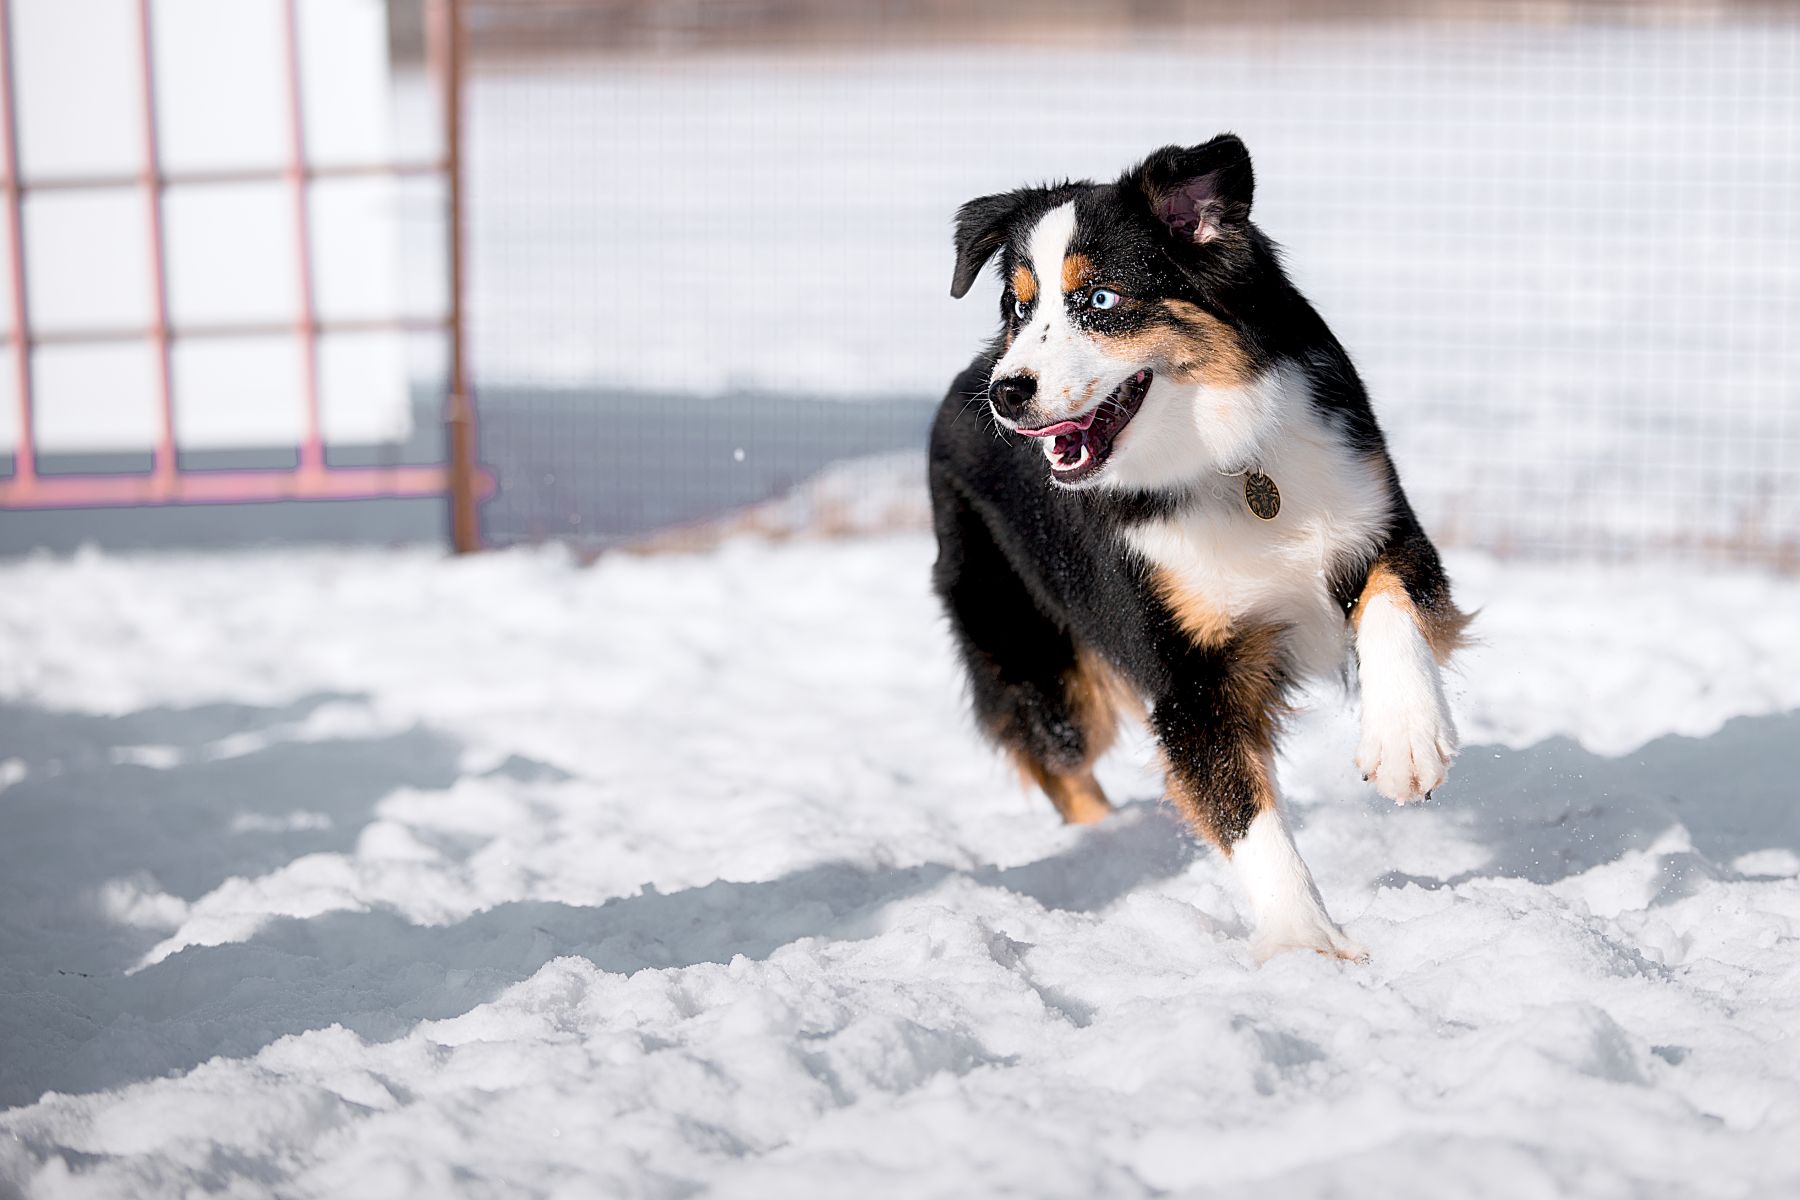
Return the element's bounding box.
[437,0,479,553]
[280,0,327,474]
[0,314,452,350]
[133,0,178,486]
[0,160,448,194]
[0,463,473,510]
[0,0,35,483]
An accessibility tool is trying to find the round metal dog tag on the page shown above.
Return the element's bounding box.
[1245,472,1281,520]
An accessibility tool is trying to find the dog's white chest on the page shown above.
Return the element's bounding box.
[1124,427,1393,679]
[1127,502,1349,676]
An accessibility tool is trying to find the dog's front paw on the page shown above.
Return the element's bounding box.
[1357,698,1457,805]
[1253,916,1369,964]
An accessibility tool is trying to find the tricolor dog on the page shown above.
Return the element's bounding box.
[928,135,1469,961]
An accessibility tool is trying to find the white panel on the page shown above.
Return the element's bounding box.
[389,64,442,165]
[297,0,391,166]
[33,342,159,452]
[172,335,304,448]
[11,0,145,180]
[319,331,409,444]
[406,329,447,390]
[308,178,399,322]
[163,182,297,326]
[396,176,448,320]
[152,0,286,173]
[0,348,18,453]
[23,189,154,333]
[0,212,14,337]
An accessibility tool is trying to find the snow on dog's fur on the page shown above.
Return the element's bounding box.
[929,134,1470,960]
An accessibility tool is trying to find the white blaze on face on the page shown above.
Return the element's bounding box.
[992,202,1126,425]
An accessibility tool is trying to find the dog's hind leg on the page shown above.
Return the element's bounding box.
[931,473,1120,825]
[1005,647,1131,825]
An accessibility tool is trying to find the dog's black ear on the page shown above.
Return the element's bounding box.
[950,191,1026,299]
[1129,134,1254,246]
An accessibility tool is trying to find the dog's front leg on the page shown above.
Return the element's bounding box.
[1153,630,1365,963]
[1351,556,1467,805]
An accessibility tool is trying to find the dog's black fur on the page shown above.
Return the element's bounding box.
[928,136,1465,951]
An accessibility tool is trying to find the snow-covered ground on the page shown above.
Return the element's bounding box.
[2,537,1799,1197]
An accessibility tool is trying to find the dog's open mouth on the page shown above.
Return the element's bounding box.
[1014,370,1153,484]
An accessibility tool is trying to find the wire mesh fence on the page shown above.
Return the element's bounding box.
[462,0,1800,568]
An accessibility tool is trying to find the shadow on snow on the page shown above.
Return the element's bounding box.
[2,697,1797,1108]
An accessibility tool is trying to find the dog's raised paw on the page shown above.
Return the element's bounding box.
[1357,702,1457,806]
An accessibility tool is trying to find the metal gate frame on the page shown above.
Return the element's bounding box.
[0,0,481,552]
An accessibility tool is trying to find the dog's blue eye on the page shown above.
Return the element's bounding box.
[1090,289,1120,310]
[1012,298,1029,320]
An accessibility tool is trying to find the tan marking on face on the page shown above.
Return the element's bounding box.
[1092,299,1257,391]
[1061,252,1093,294]
[1010,264,1038,305]
[1350,562,1473,664]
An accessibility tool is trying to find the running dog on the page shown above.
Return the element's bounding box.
[928,134,1469,961]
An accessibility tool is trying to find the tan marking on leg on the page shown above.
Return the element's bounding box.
[1010,647,1140,826]
[1010,264,1038,305]
[1162,744,1275,851]
[1351,563,1472,664]
[1070,645,1143,737]
[1015,758,1113,825]
[1159,624,1289,849]
[1061,252,1093,294]
[1150,566,1233,648]
[1093,300,1257,391]
[1217,624,1290,761]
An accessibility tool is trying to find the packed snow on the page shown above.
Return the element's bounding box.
[2,536,1799,1197]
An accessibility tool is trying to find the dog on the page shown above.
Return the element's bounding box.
[928,134,1469,961]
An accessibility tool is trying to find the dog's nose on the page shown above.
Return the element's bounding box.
[989,375,1037,421]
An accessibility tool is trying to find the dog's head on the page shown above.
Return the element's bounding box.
[952,135,1281,490]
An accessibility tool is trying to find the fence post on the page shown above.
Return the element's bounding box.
[133,0,177,491]
[438,0,478,553]
[0,0,35,488]
[279,0,325,476]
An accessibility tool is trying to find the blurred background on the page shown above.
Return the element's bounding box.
[2,0,1796,567]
